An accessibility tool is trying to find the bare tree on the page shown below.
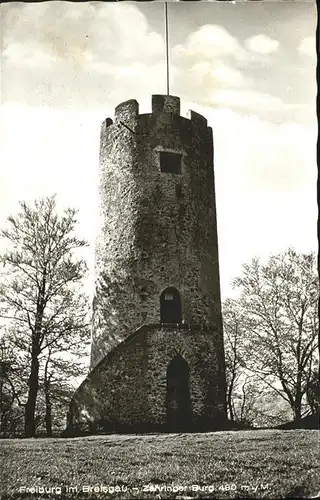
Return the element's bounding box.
[0,196,90,437]
[232,249,318,423]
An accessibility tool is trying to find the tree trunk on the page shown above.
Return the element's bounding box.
[25,280,46,438]
[293,369,303,423]
[44,382,53,437]
[24,334,41,438]
[24,353,39,437]
[45,401,52,437]
[227,379,234,421]
[293,396,302,423]
[43,351,53,437]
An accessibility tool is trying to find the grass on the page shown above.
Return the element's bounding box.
[0,430,319,499]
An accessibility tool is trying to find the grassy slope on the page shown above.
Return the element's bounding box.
[1,430,319,499]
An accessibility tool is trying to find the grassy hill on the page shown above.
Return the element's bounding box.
[1,430,319,499]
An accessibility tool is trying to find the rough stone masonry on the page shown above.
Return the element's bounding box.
[67,95,227,434]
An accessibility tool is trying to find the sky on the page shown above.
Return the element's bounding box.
[0,1,317,300]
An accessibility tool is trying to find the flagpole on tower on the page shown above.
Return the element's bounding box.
[164,2,170,95]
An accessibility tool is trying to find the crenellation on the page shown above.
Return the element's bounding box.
[152,94,180,115]
[114,99,139,125]
[104,117,113,128]
[188,109,208,128]
[102,96,211,134]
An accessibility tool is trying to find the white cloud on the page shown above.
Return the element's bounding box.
[177,60,247,92]
[174,24,246,62]
[298,36,316,57]
[3,42,59,68]
[2,3,167,109]
[171,26,287,113]
[213,63,247,87]
[3,3,164,69]
[244,34,279,55]
[2,4,309,121]
[171,26,257,108]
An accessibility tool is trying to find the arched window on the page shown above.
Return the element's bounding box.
[166,355,192,430]
[160,287,182,324]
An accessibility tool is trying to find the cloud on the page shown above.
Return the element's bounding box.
[1,2,168,110]
[3,42,62,69]
[298,36,315,57]
[173,24,246,62]
[171,58,289,117]
[171,26,294,117]
[2,3,313,125]
[175,60,247,92]
[244,34,279,55]
[172,26,259,109]
[3,3,164,68]
[4,5,252,111]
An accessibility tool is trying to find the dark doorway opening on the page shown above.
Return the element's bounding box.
[166,355,192,431]
[160,287,182,324]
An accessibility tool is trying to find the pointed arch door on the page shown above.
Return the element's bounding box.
[166,354,192,431]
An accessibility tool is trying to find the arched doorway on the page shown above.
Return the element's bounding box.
[160,287,182,324]
[166,355,192,431]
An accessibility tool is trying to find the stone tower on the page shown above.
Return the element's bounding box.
[67,95,227,434]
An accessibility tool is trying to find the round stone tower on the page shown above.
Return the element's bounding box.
[91,94,223,368]
[67,95,227,434]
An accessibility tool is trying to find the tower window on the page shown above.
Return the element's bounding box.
[160,152,182,174]
[160,287,182,323]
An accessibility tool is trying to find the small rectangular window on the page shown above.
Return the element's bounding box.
[160,152,182,174]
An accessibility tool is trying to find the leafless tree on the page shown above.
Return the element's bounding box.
[230,249,318,423]
[0,196,90,437]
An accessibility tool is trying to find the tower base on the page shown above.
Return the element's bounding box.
[66,324,227,436]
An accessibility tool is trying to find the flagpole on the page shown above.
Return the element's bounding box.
[164,2,170,95]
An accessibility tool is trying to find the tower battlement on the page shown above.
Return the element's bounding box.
[152,95,180,115]
[102,95,208,131]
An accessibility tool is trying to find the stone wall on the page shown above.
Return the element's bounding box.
[67,324,227,434]
[91,95,224,369]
